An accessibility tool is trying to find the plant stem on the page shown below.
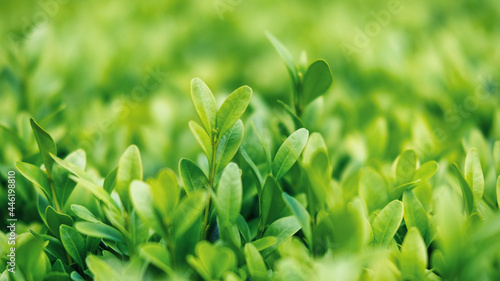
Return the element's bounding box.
[201,131,219,240]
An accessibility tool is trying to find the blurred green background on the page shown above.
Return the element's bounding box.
[1,0,499,178]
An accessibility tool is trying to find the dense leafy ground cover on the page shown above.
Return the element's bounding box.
[1,0,500,280]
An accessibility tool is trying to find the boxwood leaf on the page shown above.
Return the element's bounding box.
[116,145,143,211]
[103,167,118,194]
[240,146,264,189]
[52,149,86,208]
[244,243,268,281]
[403,191,429,243]
[301,59,333,105]
[60,225,86,268]
[15,161,51,200]
[259,176,285,229]
[272,128,309,180]
[236,215,251,243]
[413,161,438,182]
[130,180,166,237]
[172,190,208,238]
[148,168,180,219]
[189,120,213,161]
[283,192,312,248]
[75,222,125,243]
[372,200,404,247]
[465,148,484,202]
[216,163,242,223]
[396,149,417,185]
[45,206,74,239]
[179,158,209,194]
[359,168,389,213]
[216,85,252,138]
[71,204,100,223]
[30,118,57,174]
[215,120,244,172]
[251,236,278,251]
[451,163,474,215]
[262,216,301,257]
[400,227,427,280]
[191,78,218,136]
[139,243,172,274]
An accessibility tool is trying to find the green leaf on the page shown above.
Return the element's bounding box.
[116,145,143,211]
[172,190,208,238]
[215,120,244,172]
[190,120,213,161]
[265,32,298,87]
[130,180,166,237]
[45,206,74,239]
[391,180,420,199]
[301,59,333,105]
[216,85,252,137]
[179,158,209,194]
[272,128,309,180]
[139,243,172,274]
[70,175,119,211]
[215,163,242,223]
[244,243,268,281]
[259,176,286,229]
[451,163,474,215]
[359,168,389,213]
[262,216,301,257]
[251,236,278,251]
[372,200,404,247]
[52,149,86,207]
[60,225,86,268]
[277,100,304,128]
[188,241,236,280]
[71,204,100,223]
[75,222,125,243]
[240,146,264,189]
[403,191,429,242]
[400,227,427,281]
[236,215,251,243]
[149,168,179,219]
[396,149,417,185]
[413,161,439,182]
[465,148,484,202]
[103,167,118,194]
[191,78,218,136]
[15,161,51,200]
[282,192,312,247]
[30,118,57,174]
[86,255,121,281]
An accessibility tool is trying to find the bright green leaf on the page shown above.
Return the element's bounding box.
[396,149,417,185]
[372,200,404,247]
[75,222,125,243]
[60,225,86,268]
[403,191,429,243]
[179,158,209,194]
[191,78,218,136]
[116,145,143,211]
[400,227,427,281]
[216,85,252,137]
[283,192,312,248]
[272,128,309,180]
[301,59,333,105]
[30,118,57,174]
[244,243,268,281]
[215,120,244,172]
[216,163,242,223]
[465,148,484,202]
